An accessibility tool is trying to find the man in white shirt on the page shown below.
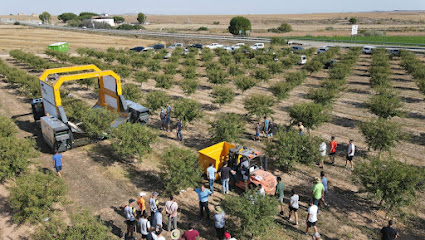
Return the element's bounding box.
[139,212,151,239]
[346,140,355,170]
[306,201,319,235]
[319,141,327,169]
[165,196,178,231]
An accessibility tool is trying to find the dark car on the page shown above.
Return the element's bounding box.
[291,46,304,51]
[187,43,203,49]
[390,49,400,57]
[130,46,145,52]
[324,59,337,69]
[153,44,165,50]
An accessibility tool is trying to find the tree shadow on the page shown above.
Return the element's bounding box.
[183,131,215,150]
[394,86,418,91]
[11,118,52,154]
[392,78,411,83]
[400,96,423,104]
[349,81,370,86]
[407,132,425,146]
[406,112,425,120]
[331,115,358,128]
[346,88,371,95]
[339,100,368,109]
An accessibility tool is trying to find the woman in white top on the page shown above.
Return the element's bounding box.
[288,189,299,225]
[319,142,327,169]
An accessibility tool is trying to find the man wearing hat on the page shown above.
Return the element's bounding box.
[171,229,181,240]
[137,192,147,218]
[312,177,325,210]
[124,199,137,239]
[214,206,226,240]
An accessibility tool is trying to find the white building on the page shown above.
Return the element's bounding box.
[90,14,115,27]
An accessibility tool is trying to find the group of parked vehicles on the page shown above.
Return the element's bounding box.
[130,42,266,53]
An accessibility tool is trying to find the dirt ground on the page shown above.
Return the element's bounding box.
[0,24,425,239]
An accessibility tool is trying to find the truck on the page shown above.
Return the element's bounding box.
[31,65,150,152]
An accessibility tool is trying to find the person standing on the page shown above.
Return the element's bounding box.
[149,192,159,219]
[214,206,226,240]
[305,201,319,235]
[298,122,305,136]
[152,207,163,231]
[218,162,232,194]
[166,104,172,116]
[181,223,200,240]
[160,109,166,130]
[166,113,171,132]
[262,116,269,137]
[52,151,63,177]
[137,192,147,218]
[346,140,355,170]
[255,122,261,142]
[312,178,325,208]
[165,196,179,232]
[275,176,285,216]
[124,199,137,239]
[320,171,329,207]
[194,185,213,224]
[380,220,399,240]
[176,119,183,141]
[267,120,274,142]
[288,189,299,225]
[319,141,327,169]
[207,163,217,193]
[139,212,151,239]
[329,136,337,165]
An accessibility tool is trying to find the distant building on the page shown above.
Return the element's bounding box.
[17,13,25,16]
[90,13,115,27]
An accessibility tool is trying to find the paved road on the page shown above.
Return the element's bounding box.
[2,19,425,53]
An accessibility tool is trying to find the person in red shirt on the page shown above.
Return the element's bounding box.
[181,223,200,240]
[328,136,337,165]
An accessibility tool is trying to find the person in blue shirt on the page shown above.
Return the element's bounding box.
[194,185,213,224]
[262,116,269,137]
[52,151,63,177]
[176,119,183,141]
[320,171,329,207]
[206,163,217,193]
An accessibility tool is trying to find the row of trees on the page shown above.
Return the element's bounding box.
[400,50,425,96]
[0,58,41,98]
[10,49,63,71]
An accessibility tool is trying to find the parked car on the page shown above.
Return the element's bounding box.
[324,59,337,69]
[231,43,245,50]
[317,47,329,54]
[250,43,265,50]
[187,43,203,49]
[205,43,223,49]
[143,44,165,51]
[163,52,172,59]
[389,49,401,57]
[362,46,375,54]
[168,43,183,49]
[221,45,233,51]
[291,46,304,51]
[130,46,145,52]
[298,55,307,65]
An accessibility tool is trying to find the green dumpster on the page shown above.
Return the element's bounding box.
[48,42,69,52]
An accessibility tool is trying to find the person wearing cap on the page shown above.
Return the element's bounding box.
[137,192,147,218]
[214,206,226,240]
[152,207,163,231]
[124,199,137,239]
[171,229,181,240]
[194,185,213,224]
[139,212,151,239]
[312,177,325,209]
[224,232,237,240]
[165,196,179,231]
[181,223,200,240]
[150,192,159,219]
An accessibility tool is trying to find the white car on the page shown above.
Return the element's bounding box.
[205,43,223,49]
[298,55,307,65]
[317,47,329,54]
[231,43,245,50]
[363,46,375,54]
[250,43,265,50]
[168,43,183,49]
[221,46,233,51]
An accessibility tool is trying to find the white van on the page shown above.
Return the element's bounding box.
[362,46,375,54]
[250,43,265,50]
[298,55,307,65]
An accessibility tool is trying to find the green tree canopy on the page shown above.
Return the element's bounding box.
[222,190,278,239]
[354,156,425,213]
[39,12,51,24]
[173,98,203,124]
[58,13,77,22]
[78,12,98,20]
[243,94,275,119]
[228,16,252,35]
[113,16,125,23]
[367,88,404,119]
[289,102,330,130]
[359,118,405,153]
[137,13,147,24]
[211,86,235,107]
[144,90,170,113]
[160,147,203,195]
[209,113,246,143]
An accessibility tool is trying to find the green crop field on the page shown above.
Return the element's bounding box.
[287,35,425,46]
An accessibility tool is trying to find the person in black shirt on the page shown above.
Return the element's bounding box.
[380,220,398,240]
[219,162,235,194]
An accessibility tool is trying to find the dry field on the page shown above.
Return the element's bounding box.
[0,25,157,54]
[0,17,425,240]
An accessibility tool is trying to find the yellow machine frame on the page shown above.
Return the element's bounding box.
[39,64,123,111]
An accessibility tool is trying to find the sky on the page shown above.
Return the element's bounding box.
[1,0,424,15]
